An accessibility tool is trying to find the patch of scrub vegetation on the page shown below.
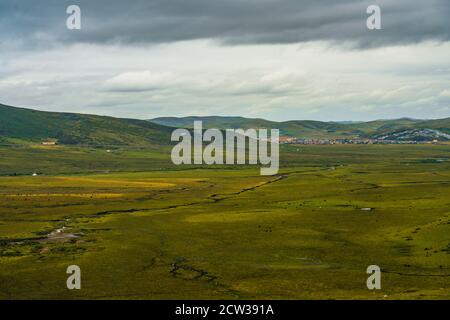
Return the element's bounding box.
[416,158,448,164]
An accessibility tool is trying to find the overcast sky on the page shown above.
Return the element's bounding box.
[0,0,449,121]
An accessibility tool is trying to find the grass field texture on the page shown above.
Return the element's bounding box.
[0,144,449,299]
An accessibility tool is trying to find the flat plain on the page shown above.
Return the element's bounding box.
[0,144,449,299]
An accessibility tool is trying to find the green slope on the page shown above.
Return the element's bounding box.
[0,104,172,146]
[150,116,279,131]
[150,116,450,139]
[416,118,450,134]
[1,103,448,144]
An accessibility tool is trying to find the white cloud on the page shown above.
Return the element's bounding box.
[104,71,177,92]
[0,40,449,121]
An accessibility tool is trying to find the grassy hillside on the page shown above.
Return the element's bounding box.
[150,116,280,132]
[0,104,172,146]
[1,103,449,144]
[150,116,450,139]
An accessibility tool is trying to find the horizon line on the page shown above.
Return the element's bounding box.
[1,102,448,124]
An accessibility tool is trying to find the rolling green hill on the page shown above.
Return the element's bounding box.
[150,116,450,140]
[150,116,280,131]
[1,103,449,145]
[0,104,172,146]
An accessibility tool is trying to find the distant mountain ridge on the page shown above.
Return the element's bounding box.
[0,103,172,146]
[150,116,450,141]
[1,103,449,145]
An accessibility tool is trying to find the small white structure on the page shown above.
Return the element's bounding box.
[42,140,57,145]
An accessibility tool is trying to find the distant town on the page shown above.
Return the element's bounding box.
[278,136,443,145]
[277,128,450,145]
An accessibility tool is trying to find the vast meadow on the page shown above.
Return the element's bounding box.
[0,144,449,299]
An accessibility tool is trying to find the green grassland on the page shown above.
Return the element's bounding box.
[0,144,449,299]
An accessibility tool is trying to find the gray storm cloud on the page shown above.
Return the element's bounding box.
[0,0,449,48]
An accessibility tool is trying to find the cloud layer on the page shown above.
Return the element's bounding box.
[1,41,449,121]
[1,0,449,48]
[0,1,449,121]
